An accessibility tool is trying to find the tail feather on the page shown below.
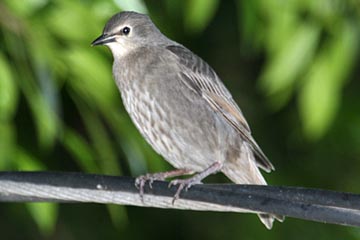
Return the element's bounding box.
[259,214,285,229]
[221,143,284,229]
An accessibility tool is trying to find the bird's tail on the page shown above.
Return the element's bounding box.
[221,144,284,229]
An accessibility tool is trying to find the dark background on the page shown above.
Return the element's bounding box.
[0,0,359,239]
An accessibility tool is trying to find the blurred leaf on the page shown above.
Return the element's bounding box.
[4,0,48,17]
[47,1,101,42]
[3,29,59,149]
[237,0,261,49]
[104,111,149,175]
[114,0,148,13]
[31,59,61,133]
[14,148,57,235]
[306,0,343,25]
[164,0,183,18]
[23,84,60,149]
[350,227,360,239]
[74,99,121,175]
[61,127,98,172]
[299,22,358,140]
[27,203,57,236]
[0,53,18,121]
[15,147,45,170]
[64,47,117,111]
[184,0,219,34]
[260,1,299,55]
[107,205,128,231]
[0,122,16,169]
[299,65,339,140]
[118,134,148,174]
[260,22,320,108]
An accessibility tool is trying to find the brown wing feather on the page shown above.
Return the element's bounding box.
[167,45,274,172]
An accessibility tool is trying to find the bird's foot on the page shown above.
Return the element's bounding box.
[135,173,164,190]
[169,161,223,204]
[168,177,203,204]
[135,169,192,202]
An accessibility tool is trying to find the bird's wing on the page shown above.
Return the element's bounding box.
[166,45,274,172]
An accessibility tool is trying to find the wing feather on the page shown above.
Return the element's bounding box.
[167,45,274,172]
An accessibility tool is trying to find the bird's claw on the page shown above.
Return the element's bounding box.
[168,178,202,204]
[135,173,166,202]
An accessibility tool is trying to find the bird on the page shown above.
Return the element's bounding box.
[92,11,283,229]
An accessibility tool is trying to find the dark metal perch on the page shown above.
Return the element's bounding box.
[0,171,359,227]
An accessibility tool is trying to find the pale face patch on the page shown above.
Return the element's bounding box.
[105,37,136,59]
[104,23,136,58]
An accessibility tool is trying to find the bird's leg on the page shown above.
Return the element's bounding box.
[135,169,193,201]
[169,161,223,204]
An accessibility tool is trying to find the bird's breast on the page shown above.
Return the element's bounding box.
[112,52,229,170]
[119,78,185,166]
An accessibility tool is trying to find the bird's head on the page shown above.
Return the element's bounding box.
[92,11,167,58]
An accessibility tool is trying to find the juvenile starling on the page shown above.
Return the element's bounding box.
[92,11,283,229]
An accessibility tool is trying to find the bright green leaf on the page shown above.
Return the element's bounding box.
[262,6,298,55]
[261,22,320,108]
[299,22,358,140]
[299,63,339,140]
[15,148,45,170]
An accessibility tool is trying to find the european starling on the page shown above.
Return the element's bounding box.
[92,11,283,229]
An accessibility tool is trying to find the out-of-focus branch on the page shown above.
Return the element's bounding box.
[0,171,359,227]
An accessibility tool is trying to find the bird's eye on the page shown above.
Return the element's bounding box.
[122,27,131,35]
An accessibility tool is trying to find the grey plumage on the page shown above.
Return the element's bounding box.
[92,11,283,229]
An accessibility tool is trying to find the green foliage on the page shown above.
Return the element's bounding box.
[184,0,219,34]
[15,148,58,235]
[27,203,58,236]
[0,0,359,239]
[0,53,18,121]
[250,0,360,140]
[299,22,358,139]
[62,127,99,172]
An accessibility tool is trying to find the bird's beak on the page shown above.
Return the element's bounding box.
[91,34,116,46]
